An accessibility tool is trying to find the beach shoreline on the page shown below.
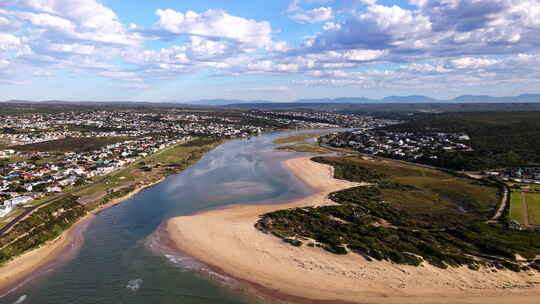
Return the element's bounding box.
[167,156,540,304]
[0,177,165,297]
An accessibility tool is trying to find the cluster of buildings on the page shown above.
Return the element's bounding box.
[0,111,272,144]
[321,130,473,160]
[0,107,378,220]
[1,109,380,147]
[252,110,384,129]
[0,135,188,218]
[485,168,540,185]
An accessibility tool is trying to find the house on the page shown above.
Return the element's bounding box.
[58,176,78,186]
[5,196,33,206]
[0,204,12,218]
[47,184,62,192]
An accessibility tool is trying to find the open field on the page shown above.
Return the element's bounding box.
[272,132,329,145]
[273,132,331,154]
[510,191,525,224]
[12,137,133,153]
[276,144,330,154]
[526,193,540,226]
[313,156,500,223]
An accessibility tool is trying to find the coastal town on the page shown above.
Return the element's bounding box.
[0,135,188,217]
[0,106,387,223]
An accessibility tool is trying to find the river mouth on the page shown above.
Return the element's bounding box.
[1,129,343,304]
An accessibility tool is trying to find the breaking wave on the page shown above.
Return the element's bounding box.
[126,279,143,292]
[145,225,235,287]
[12,295,27,304]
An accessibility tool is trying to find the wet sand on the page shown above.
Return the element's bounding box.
[167,156,540,304]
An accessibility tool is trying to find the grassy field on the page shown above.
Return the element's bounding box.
[272,132,329,145]
[315,156,500,223]
[509,191,525,224]
[13,137,133,153]
[526,193,540,226]
[276,145,329,154]
[273,132,331,155]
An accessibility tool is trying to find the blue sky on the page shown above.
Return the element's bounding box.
[0,0,539,102]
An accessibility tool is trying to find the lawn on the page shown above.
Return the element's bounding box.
[509,191,525,224]
[526,193,540,226]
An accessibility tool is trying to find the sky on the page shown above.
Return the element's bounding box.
[0,0,540,102]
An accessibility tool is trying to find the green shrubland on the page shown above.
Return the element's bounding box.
[257,156,540,271]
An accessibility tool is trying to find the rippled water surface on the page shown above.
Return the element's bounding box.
[3,130,338,304]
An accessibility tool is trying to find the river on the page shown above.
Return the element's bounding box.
[2,130,333,304]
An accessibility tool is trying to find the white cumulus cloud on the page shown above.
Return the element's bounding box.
[290,7,334,24]
[154,9,273,49]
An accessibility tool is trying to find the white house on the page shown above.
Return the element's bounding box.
[47,185,62,192]
[5,196,33,206]
[0,204,12,218]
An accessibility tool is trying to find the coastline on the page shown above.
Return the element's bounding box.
[0,177,165,296]
[167,156,540,304]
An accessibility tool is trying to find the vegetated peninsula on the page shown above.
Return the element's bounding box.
[257,156,539,271]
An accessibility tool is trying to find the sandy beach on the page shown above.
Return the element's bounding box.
[0,177,165,296]
[167,156,540,304]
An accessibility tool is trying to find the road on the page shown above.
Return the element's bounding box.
[490,185,509,221]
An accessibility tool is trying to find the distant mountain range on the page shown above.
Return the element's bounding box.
[4,94,540,106]
[185,94,540,106]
